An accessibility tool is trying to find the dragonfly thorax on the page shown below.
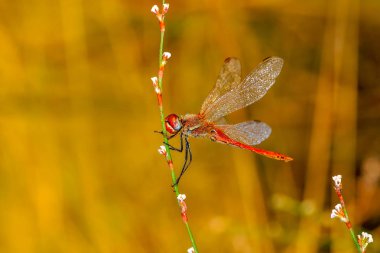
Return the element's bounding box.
[165,114,182,134]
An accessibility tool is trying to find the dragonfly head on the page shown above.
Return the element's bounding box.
[165,114,182,134]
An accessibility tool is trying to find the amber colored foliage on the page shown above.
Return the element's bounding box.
[0,0,379,252]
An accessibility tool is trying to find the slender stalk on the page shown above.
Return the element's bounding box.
[185,222,198,251]
[151,2,199,252]
[331,175,374,252]
[347,227,360,253]
[331,176,361,252]
[336,189,361,252]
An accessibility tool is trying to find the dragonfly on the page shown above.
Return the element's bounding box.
[163,57,293,184]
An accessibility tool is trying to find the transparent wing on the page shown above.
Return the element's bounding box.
[201,57,283,122]
[200,57,242,114]
[217,121,271,146]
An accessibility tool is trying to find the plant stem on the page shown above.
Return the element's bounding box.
[153,1,199,252]
[347,227,361,253]
[336,189,361,252]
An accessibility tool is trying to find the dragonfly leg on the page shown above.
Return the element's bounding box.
[173,137,192,186]
[184,140,192,174]
[167,130,180,140]
[164,132,184,152]
[164,142,181,151]
[154,129,179,140]
[155,128,184,152]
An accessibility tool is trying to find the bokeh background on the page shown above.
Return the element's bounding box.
[0,0,379,252]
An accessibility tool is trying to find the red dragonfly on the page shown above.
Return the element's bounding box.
[164,57,293,183]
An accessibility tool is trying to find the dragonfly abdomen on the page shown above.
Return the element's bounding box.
[212,127,293,162]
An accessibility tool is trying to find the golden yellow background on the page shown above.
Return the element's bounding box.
[0,0,379,252]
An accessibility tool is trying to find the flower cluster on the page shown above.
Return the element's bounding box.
[331,175,348,225]
[177,194,188,222]
[158,145,167,156]
[151,3,169,31]
[332,175,342,190]
[151,77,160,95]
[151,51,171,95]
[150,4,172,94]
[158,51,171,79]
[330,203,348,223]
[358,232,373,252]
[161,52,171,66]
[331,175,374,252]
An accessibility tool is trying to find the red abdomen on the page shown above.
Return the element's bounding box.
[212,128,293,162]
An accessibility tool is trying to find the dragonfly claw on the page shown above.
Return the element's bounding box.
[154,130,164,135]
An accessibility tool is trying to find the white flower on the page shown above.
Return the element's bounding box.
[151,76,158,85]
[177,193,187,215]
[150,5,159,14]
[150,76,161,94]
[161,52,172,66]
[177,194,186,201]
[332,175,342,189]
[362,232,374,243]
[330,203,348,223]
[158,145,167,155]
[187,247,194,253]
[162,51,172,60]
[358,231,374,252]
[162,3,170,14]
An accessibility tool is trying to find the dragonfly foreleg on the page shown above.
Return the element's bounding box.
[155,128,184,152]
[165,132,184,152]
[164,141,183,152]
[154,129,179,140]
[167,130,180,140]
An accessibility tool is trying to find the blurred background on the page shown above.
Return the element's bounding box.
[0,0,379,252]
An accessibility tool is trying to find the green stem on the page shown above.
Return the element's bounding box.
[342,207,361,252]
[348,227,361,253]
[185,222,199,252]
[338,190,361,252]
[155,2,199,252]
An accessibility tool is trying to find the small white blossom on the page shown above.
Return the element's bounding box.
[151,76,158,85]
[150,5,159,14]
[187,247,194,253]
[177,193,188,221]
[162,3,170,14]
[358,232,374,252]
[330,203,348,223]
[332,175,342,189]
[158,145,167,155]
[162,51,172,60]
[150,76,161,94]
[363,232,374,243]
[177,194,186,201]
[161,52,171,66]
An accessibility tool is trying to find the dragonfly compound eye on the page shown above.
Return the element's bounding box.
[165,114,182,134]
